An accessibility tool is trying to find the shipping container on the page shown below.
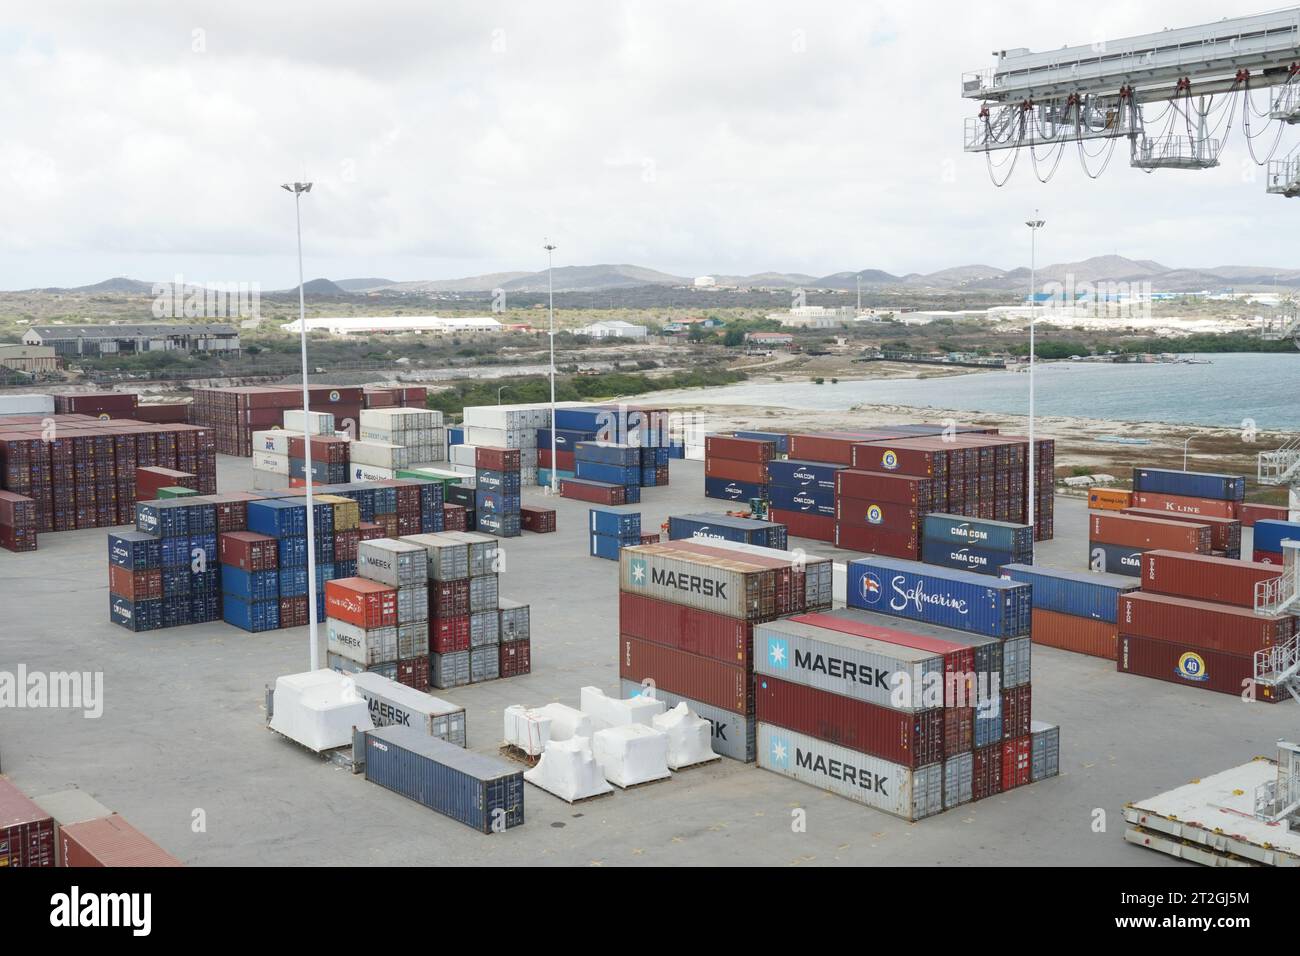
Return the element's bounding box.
[59,815,181,867]
[846,555,1031,639]
[560,477,625,505]
[999,563,1138,623]
[217,531,279,572]
[348,671,466,746]
[325,577,398,629]
[788,432,898,466]
[767,459,843,491]
[668,513,786,550]
[756,723,944,820]
[328,619,398,666]
[943,752,973,809]
[733,430,790,455]
[1117,633,1280,702]
[772,507,835,542]
[1239,502,1291,527]
[619,591,752,668]
[364,725,524,832]
[619,543,775,622]
[0,778,56,867]
[1132,467,1245,502]
[704,476,767,502]
[835,470,934,507]
[1139,550,1284,608]
[590,505,641,538]
[1087,488,1132,511]
[1001,735,1033,790]
[766,484,835,516]
[972,743,1003,800]
[1030,609,1118,659]
[1130,491,1238,519]
[1087,541,1146,577]
[431,650,471,688]
[1030,721,1060,782]
[619,635,752,714]
[703,456,768,484]
[1088,512,1210,552]
[358,538,427,587]
[833,522,919,559]
[1123,507,1240,555]
[835,498,922,533]
[1119,592,1295,655]
[690,538,834,611]
[1254,519,1300,555]
[705,435,776,463]
[498,638,531,678]
[922,540,1026,577]
[922,513,1033,555]
[520,505,556,533]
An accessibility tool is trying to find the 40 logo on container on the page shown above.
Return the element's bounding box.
[766,637,789,669]
[880,450,899,471]
[1175,651,1210,683]
[629,557,648,586]
[859,571,883,605]
[866,504,883,525]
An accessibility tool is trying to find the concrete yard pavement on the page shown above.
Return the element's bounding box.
[0,456,1290,865]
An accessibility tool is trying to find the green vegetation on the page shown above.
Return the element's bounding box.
[427,366,749,420]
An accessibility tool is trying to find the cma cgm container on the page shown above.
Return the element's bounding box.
[999,564,1138,623]
[1088,542,1146,577]
[704,476,766,502]
[0,778,55,867]
[1139,550,1284,609]
[1132,467,1245,502]
[922,514,1033,557]
[1117,633,1281,702]
[363,725,524,832]
[668,513,787,550]
[922,540,1025,577]
[846,555,1031,639]
[620,679,756,762]
[59,815,181,866]
[1118,592,1295,655]
[756,723,944,821]
[1088,512,1210,552]
[1253,519,1300,555]
[767,459,842,491]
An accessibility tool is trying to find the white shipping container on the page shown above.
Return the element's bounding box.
[943,752,973,809]
[466,425,529,450]
[349,462,395,482]
[463,403,551,431]
[618,544,768,620]
[346,671,465,746]
[358,538,429,587]
[449,464,476,477]
[253,470,287,490]
[361,407,443,430]
[753,618,944,712]
[450,443,478,467]
[252,451,289,475]
[0,394,55,416]
[756,723,945,821]
[283,409,335,435]
[402,533,470,581]
[252,429,299,457]
[349,440,410,469]
[327,618,398,666]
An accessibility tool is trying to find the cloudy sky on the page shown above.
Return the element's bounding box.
[1,1,1295,289]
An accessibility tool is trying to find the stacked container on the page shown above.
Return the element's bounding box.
[834,468,936,557]
[124,497,223,629]
[475,446,522,538]
[590,505,642,560]
[766,458,842,543]
[464,402,551,486]
[406,532,472,688]
[498,598,532,678]
[667,512,788,550]
[1253,519,1300,564]
[192,385,362,458]
[0,490,38,552]
[704,435,774,504]
[0,777,56,866]
[324,576,400,679]
[921,514,1033,576]
[999,564,1139,660]
[343,538,430,687]
[1121,506,1241,559]
[217,529,280,631]
[1088,511,1211,576]
[360,408,446,466]
[574,441,641,501]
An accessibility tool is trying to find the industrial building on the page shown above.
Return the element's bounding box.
[279,315,502,336]
[744,331,794,347]
[769,306,853,328]
[575,319,648,339]
[21,323,240,358]
[0,344,59,373]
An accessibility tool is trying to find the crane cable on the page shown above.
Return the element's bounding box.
[1242,76,1287,165]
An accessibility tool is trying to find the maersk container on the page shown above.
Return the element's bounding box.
[767,484,835,516]
[328,619,398,666]
[999,563,1139,623]
[590,505,642,538]
[1132,467,1245,502]
[619,543,774,621]
[1253,519,1300,555]
[753,617,944,712]
[756,723,944,821]
[704,476,767,502]
[733,430,790,455]
[943,752,973,809]
[922,514,1033,556]
[1087,541,1146,577]
[922,540,1024,577]
[363,724,524,833]
[694,538,834,611]
[1030,720,1060,782]
[403,533,469,581]
[358,538,428,587]
[846,555,1031,639]
[574,441,641,466]
[620,679,756,762]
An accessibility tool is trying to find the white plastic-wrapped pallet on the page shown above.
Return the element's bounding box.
[592,724,671,788]
[581,685,664,732]
[523,736,614,803]
[653,703,720,770]
[503,703,592,755]
[268,669,374,753]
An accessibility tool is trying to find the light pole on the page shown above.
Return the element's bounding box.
[1183,436,1192,471]
[282,181,321,669]
[1025,213,1045,528]
[544,239,558,494]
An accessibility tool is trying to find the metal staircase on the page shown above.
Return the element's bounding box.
[1255,741,1300,827]
[1258,436,1300,484]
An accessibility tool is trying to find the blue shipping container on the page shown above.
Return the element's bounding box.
[161,570,190,598]
[223,596,280,632]
[278,535,308,569]
[108,531,160,570]
[475,468,522,495]
[1253,519,1300,554]
[575,441,640,467]
[766,459,843,491]
[160,535,190,569]
[135,500,189,538]
[449,427,464,446]
[575,460,640,486]
[846,555,1032,638]
[476,511,521,538]
[1132,467,1245,502]
[998,563,1139,623]
[186,503,217,534]
[110,595,162,632]
[766,484,835,516]
[248,500,308,537]
[734,431,790,456]
[590,506,641,538]
[590,531,634,560]
[537,468,576,486]
[222,567,280,602]
[1086,542,1145,577]
[921,540,1024,577]
[922,514,1033,556]
[475,489,521,515]
[279,567,308,598]
[622,485,642,505]
[364,724,524,833]
[537,427,597,452]
[668,514,787,550]
[704,476,768,502]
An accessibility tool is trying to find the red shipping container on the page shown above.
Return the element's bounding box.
[1089,512,1210,552]
[704,456,767,484]
[132,403,191,424]
[364,388,397,408]
[1031,609,1117,660]
[287,435,349,463]
[639,533,660,545]
[538,448,576,471]
[619,636,752,714]
[1239,502,1290,527]
[429,578,470,618]
[357,520,386,541]
[431,614,471,653]
[1001,684,1032,740]
[833,522,919,557]
[1255,549,1285,565]
[0,523,38,552]
[0,778,55,867]
[441,504,467,531]
[59,815,181,867]
[1140,550,1284,608]
[475,446,520,472]
[396,655,430,690]
[218,531,279,571]
[836,497,922,533]
[619,591,752,669]
[755,674,944,768]
[499,639,532,677]
[850,440,944,477]
[324,577,397,629]
[279,596,309,628]
[560,478,625,505]
[789,432,897,465]
[1122,507,1240,553]
[1131,491,1238,519]
[835,470,932,506]
[769,507,835,542]
[136,466,196,499]
[973,743,1003,800]
[705,435,775,462]
[521,505,556,533]
[1119,592,1295,655]
[108,564,162,602]
[1117,633,1280,702]
[1001,736,1032,790]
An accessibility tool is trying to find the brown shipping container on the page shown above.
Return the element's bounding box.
[1001,685,1032,740]
[833,522,919,557]
[1088,512,1210,552]
[705,435,775,463]
[1122,507,1240,553]
[704,456,768,484]
[325,577,398,629]
[1239,502,1291,527]
[0,778,56,867]
[1031,608,1118,660]
[1117,633,1280,702]
[59,815,182,867]
[1139,550,1282,608]
[218,531,279,571]
[835,470,933,506]
[973,743,1004,800]
[836,497,922,533]
[1088,488,1132,510]
[498,639,531,677]
[619,591,752,669]
[560,479,625,505]
[619,636,752,714]
[754,674,944,769]
[520,505,556,533]
[770,507,835,542]
[1118,592,1295,655]
[1130,491,1238,519]
[108,564,162,602]
[850,439,944,477]
[475,446,521,472]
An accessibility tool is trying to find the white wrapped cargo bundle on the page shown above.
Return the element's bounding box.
[283,409,335,435]
[592,725,671,788]
[580,685,664,732]
[268,669,374,753]
[349,439,410,469]
[653,703,720,770]
[523,736,614,803]
[503,703,593,755]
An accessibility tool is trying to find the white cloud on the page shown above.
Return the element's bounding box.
[1,0,1297,289]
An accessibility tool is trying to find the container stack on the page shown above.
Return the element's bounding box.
[1121,506,1241,559]
[1117,549,1298,701]
[590,505,641,560]
[444,482,477,530]
[574,441,642,503]
[734,430,790,455]
[0,490,38,552]
[536,424,587,480]
[616,539,834,763]
[112,497,222,630]
[408,532,472,688]
[667,512,787,549]
[218,529,281,632]
[921,514,1033,576]
[999,564,1140,660]
[457,531,504,684]
[498,598,532,677]
[520,504,556,533]
[1087,511,1211,577]
[53,392,139,418]
[360,408,446,468]
[834,468,936,556]
[0,777,56,866]
[192,385,363,457]
[639,441,671,487]
[108,530,164,631]
[1253,519,1300,564]
[464,403,550,487]
[766,458,841,542]
[333,538,430,687]
[475,446,522,538]
[249,498,325,629]
[704,435,774,505]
